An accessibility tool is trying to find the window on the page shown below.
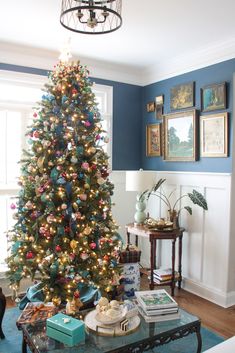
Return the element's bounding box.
[0,71,113,269]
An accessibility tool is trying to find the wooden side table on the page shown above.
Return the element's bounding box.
[125,223,185,296]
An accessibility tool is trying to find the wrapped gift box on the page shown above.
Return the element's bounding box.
[119,245,141,263]
[16,302,58,329]
[46,313,85,347]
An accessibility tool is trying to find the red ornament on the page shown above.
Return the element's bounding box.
[55,245,62,252]
[103,255,109,261]
[91,164,97,170]
[72,89,78,95]
[89,242,96,250]
[74,290,80,298]
[26,251,34,259]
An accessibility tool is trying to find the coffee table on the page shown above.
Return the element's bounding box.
[21,308,202,353]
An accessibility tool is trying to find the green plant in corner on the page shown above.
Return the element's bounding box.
[141,178,208,227]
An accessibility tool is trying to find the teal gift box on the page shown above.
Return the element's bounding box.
[46,313,85,347]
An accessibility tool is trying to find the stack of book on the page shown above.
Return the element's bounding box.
[148,268,180,284]
[135,289,180,322]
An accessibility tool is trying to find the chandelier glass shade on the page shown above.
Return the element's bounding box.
[60,0,122,34]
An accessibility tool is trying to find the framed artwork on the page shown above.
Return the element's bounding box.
[163,109,198,161]
[201,82,226,112]
[200,112,228,157]
[146,124,161,157]
[155,95,164,119]
[170,82,195,111]
[146,101,155,112]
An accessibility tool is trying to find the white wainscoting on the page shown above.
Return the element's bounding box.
[111,170,235,307]
[1,170,234,307]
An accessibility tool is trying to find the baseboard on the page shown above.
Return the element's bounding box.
[183,277,235,308]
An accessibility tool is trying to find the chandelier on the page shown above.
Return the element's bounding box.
[60,0,122,35]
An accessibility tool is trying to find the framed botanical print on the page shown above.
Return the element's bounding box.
[146,124,161,157]
[170,82,195,111]
[201,82,226,112]
[163,109,198,161]
[200,112,228,157]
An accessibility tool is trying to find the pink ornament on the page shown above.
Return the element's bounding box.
[81,162,89,170]
[10,203,16,210]
[69,253,76,261]
[33,131,39,139]
[89,242,96,250]
[84,121,91,127]
[79,194,87,201]
[55,245,62,252]
[96,134,101,140]
[33,112,37,118]
[39,227,46,234]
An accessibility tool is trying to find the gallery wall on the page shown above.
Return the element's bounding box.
[142,58,235,173]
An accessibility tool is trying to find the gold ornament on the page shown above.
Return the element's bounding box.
[84,227,91,235]
[70,239,78,250]
[52,296,61,307]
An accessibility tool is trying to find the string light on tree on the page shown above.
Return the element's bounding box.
[6,60,122,304]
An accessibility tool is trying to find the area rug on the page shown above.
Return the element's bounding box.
[0,307,224,353]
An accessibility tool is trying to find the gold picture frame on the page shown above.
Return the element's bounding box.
[170,82,195,111]
[146,124,161,157]
[200,112,228,157]
[163,109,198,161]
[146,101,155,112]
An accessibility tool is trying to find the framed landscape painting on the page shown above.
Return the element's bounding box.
[146,124,161,157]
[200,112,228,157]
[170,82,195,111]
[163,110,197,161]
[201,82,226,112]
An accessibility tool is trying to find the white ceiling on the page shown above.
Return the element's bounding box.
[1,0,235,85]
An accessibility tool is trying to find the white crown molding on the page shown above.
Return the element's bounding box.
[0,41,143,86]
[1,39,235,86]
[141,38,235,85]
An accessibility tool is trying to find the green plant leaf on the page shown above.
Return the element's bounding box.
[188,189,208,210]
[184,206,192,215]
[153,178,166,192]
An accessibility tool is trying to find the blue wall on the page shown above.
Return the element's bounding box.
[0,63,142,171]
[142,59,235,173]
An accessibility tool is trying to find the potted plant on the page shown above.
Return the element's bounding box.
[141,178,208,228]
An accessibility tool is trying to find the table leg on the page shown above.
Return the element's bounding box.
[149,238,155,290]
[171,239,176,296]
[178,234,183,289]
[135,235,138,247]
[22,334,27,353]
[126,231,130,245]
[0,287,6,339]
[196,322,202,353]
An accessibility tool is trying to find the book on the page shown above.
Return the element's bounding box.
[153,268,180,280]
[139,305,178,316]
[138,306,181,323]
[135,289,178,310]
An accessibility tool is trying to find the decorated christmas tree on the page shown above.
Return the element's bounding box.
[6,61,121,306]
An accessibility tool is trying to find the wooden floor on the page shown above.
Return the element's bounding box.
[6,274,235,339]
